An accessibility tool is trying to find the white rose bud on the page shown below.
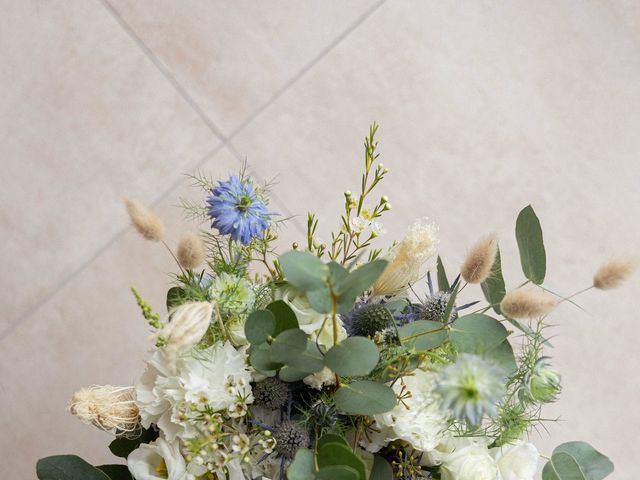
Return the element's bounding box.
[491,441,540,480]
[441,444,498,480]
[159,302,213,357]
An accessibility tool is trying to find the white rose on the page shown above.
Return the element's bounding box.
[441,443,498,480]
[491,441,539,480]
[276,286,346,348]
[127,436,187,480]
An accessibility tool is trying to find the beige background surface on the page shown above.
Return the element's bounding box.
[1,1,639,478]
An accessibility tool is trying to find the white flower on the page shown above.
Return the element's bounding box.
[350,210,387,236]
[127,436,187,480]
[136,342,253,441]
[276,286,347,349]
[369,369,449,452]
[209,273,255,315]
[440,441,498,480]
[491,441,539,480]
[372,218,438,297]
[303,366,336,390]
[159,302,212,358]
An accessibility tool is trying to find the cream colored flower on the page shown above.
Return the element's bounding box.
[158,302,212,358]
[69,385,139,437]
[491,441,539,480]
[372,218,438,297]
[127,436,187,480]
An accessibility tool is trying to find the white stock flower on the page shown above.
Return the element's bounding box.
[369,369,449,452]
[440,441,498,480]
[276,286,347,349]
[491,441,540,480]
[127,436,187,480]
[136,342,253,441]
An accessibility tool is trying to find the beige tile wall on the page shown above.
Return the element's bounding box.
[1,1,638,478]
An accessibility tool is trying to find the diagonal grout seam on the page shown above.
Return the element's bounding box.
[1,0,388,342]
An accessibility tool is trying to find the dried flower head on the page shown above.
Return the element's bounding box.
[593,259,637,290]
[460,234,498,284]
[159,301,213,357]
[124,198,165,242]
[500,288,556,319]
[69,385,140,437]
[176,232,206,269]
[372,218,439,297]
[273,420,310,459]
[252,377,289,410]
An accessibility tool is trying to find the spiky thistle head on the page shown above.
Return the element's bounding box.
[302,399,339,436]
[69,385,140,438]
[273,421,310,460]
[344,303,394,337]
[436,354,505,426]
[124,198,165,242]
[421,291,457,323]
[252,377,289,410]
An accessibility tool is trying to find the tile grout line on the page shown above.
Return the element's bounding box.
[1,0,388,342]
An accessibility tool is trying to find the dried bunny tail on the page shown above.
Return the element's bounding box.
[69,385,140,438]
[124,198,165,242]
[593,258,637,290]
[500,288,557,319]
[460,233,498,284]
[176,232,207,269]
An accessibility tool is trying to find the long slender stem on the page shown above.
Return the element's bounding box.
[331,293,341,387]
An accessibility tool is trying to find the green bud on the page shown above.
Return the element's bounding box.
[524,359,561,403]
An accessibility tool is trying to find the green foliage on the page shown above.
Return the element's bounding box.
[37,455,110,480]
[436,255,450,292]
[398,320,448,351]
[516,205,546,284]
[131,287,162,329]
[334,380,396,415]
[279,251,329,291]
[249,343,282,372]
[370,455,394,480]
[269,328,308,363]
[285,340,325,373]
[287,449,316,480]
[244,309,276,345]
[542,442,614,480]
[334,259,388,301]
[108,426,158,458]
[317,442,367,480]
[324,337,380,377]
[480,246,506,314]
[266,299,299,332]
[96,465,133,480]
[485,339,517,375]
[450,314,509,354]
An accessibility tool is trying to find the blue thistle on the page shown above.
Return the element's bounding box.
[206,175,273,245]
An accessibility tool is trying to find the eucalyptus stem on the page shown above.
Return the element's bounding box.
[331,292,341,387]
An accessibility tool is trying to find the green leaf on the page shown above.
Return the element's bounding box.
[317,434,350,450]
[37,456,110,480]
[335,259,388,297]
[328,261,349,285]
[166,286,184,311]
[279,251,329,291]
[516,205,546,284]
[307,286,332,314]
[287,449,316,480]
[542,441,614,480]
[398,320,447,351]
[335,381,396,415]
[266,299,299,333]
[317,465,359,480]
[318,442,366,480]
[96,465,133,480]
[285,340,325,374]
[324,337,380,377]
[278,366,310,382]
[249,343,282,372]
[485,340,517,375]
[108,426,158,458]
[480,246,506,314]
[244,309,276,345]
[436,256,450,292]
[270,328,308,363]
[442,281,459,323]
[370,455,394,480]
[450,314,509,354]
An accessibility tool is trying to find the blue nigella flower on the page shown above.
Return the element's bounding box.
[206,175,272,245]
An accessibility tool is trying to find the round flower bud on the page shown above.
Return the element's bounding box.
[524,359,561,403]
[273,421,310,459]
[345,303,393,337]
[252,378,289,410]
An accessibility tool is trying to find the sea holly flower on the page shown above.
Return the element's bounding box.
[206,175,273,245]
[436,354,505,426]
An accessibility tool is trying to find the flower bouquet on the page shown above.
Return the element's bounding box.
[36,125,635,480]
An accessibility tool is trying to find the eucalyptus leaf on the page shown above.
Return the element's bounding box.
[324,337,380,377]
[266,299,299,333]
[37,455,111,480]
[436,256,450,292]
[318,442,366,480]
[317,433,350,450]
[485,340,517,375]
[370,455,394,480]
[328,261,349,285]
[269,329,308,363]
[307,286,332,314]
[516,205,546,284]
[542,441,614,480]
[335,259,388,297]
[278,366,310,382]
[284,340,325,374]
[287,449,316,480]
[97,465,133,480]
[316,465,359,480]
[279,251,329,291]
[108,426,158,458]
[334,381,396,415]
[450,314,508,354]
[249,344,282,372]
[398,320,447,351]
[480,246,506,314]
[244,309,276,345]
